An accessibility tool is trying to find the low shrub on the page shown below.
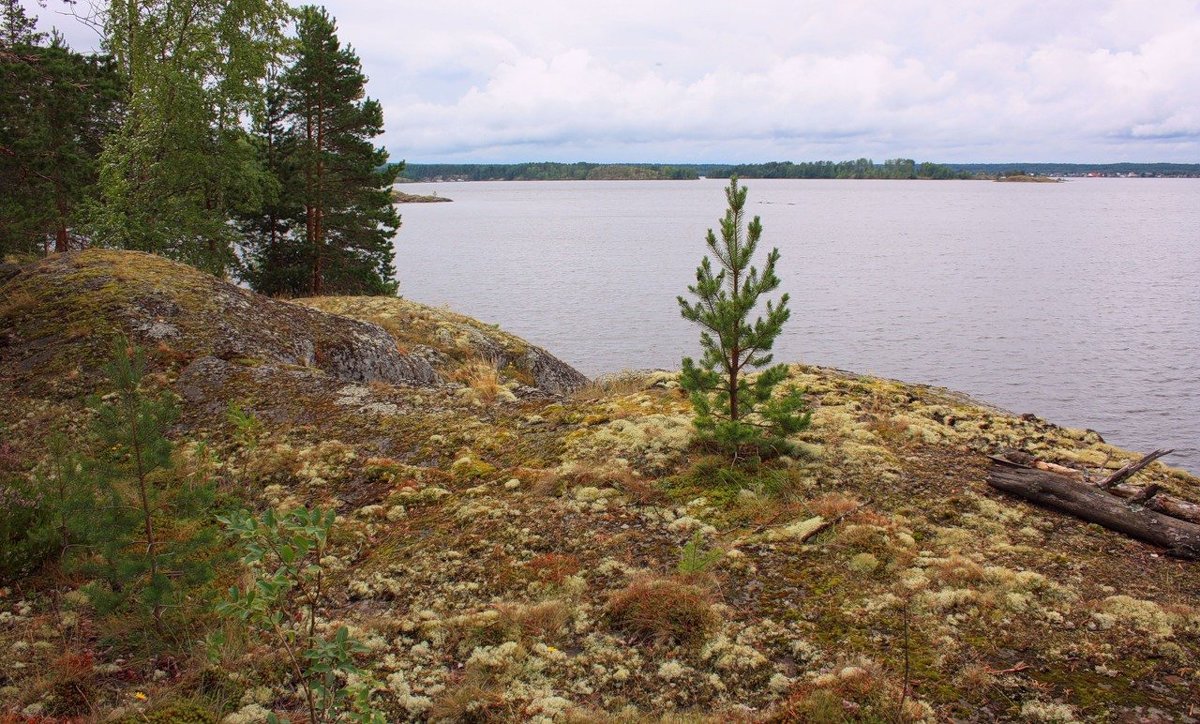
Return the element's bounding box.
[604,576,716,647]
[0,478,57,582]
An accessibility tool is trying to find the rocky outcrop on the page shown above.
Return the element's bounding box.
[0,250,442,393]
[299,296,588,396]
[519,345,588,396]
[0,250,585,401]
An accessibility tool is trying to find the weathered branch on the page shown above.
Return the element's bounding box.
[1128,484,1162,506]
[1104,482,1200,526]
[992,452,1200,526]
[1097,449,1174,490]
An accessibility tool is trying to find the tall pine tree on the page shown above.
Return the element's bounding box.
[278,5,400,296]
[1,6,121,256]
[238,68,309,294]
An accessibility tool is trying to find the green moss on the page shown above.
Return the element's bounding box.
[451,454,497,482]
[115,702,219,723]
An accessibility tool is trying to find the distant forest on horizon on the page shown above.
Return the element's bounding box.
[398,160,1200,182]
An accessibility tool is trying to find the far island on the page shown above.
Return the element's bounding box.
[392,189,453,203]
[993,173,1064,183]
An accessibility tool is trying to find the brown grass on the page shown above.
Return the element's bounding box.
[931,554,985,585]
[494,599,572,643]
[454,360,504,403]
[604,576,716,647]
[569,374,646,402]
[551,461,670,506]
[807,492,861,519]
[0,287,35,318]
[862,390,910,442]
[428,674,509,722]
[527,553,581,585]
[762,660,913,723]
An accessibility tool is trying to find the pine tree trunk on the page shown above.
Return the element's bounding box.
[304,99,317,295]
[313,78,325,297]
[728,217,741,422]
[54,192,69,253]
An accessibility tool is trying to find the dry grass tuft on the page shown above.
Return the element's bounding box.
[429,674,509,722]
[932,554,985,585]
[495,599,572,642]
[862,391,911,441]
[453,360,505,403]
[0,287,36,318]
[807,492,861,519]
[569,374,646,402]
[554,461,670,506]
[530,468,567,497]
[527,553,582,585]
[763,660,923,723]
[604,576,716,647]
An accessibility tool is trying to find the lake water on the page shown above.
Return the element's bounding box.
[393,178,1200,474]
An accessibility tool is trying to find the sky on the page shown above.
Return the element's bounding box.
[24,0,1200,164]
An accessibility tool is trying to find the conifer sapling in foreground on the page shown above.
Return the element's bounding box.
[677,178,811,460]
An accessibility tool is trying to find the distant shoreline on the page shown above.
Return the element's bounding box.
[398,161,1200,183]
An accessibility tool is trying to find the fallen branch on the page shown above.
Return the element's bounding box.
[985,661,1030,676]
[1033,460,1084,480]
[798,497,874,543]
[987,463,1200,560]
[1097,449,1174,490]
[1128,484,1162,506]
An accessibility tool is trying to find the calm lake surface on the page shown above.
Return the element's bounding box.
[394,178,1200,473]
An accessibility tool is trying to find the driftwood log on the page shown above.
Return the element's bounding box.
[1100,482,1200,526]
[993,450,1200,526]
[987,461,1200,560]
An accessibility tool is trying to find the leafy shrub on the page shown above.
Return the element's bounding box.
[215,507,384,723]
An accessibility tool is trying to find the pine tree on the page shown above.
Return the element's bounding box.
[678,178,811,460]
[238,69,309,295]
[0,0,41,49]
[80,338,221,633]
[281,5,400,296]
[1,6,120,257]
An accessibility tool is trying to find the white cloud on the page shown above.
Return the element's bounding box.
[24,0,1200,162]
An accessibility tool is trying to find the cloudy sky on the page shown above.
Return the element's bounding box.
[26,0,1200,163]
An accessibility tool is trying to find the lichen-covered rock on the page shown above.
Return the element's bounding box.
[298,296,588,396]
[0,250,437,395]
